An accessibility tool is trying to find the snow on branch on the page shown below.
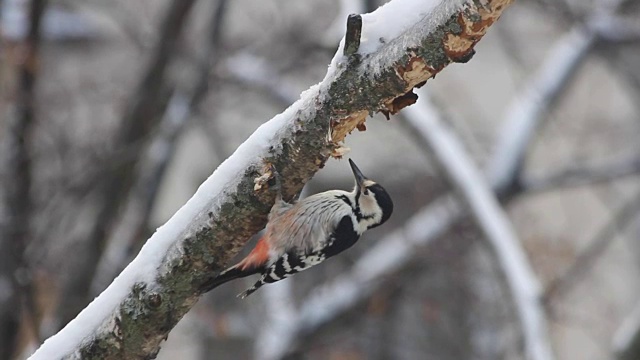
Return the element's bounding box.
[29,0,513,358]
[48,0,200,336]
[488,0,628,197]
[488,27,595,196]
[90,0,231,298]
[261,17,605,359]
[403,93,553,360]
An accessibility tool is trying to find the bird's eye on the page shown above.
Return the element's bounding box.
[363,189,369,195]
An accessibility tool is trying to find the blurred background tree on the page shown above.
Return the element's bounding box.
[1,0,640,359]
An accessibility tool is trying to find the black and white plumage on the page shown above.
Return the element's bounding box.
[201,159,393,298]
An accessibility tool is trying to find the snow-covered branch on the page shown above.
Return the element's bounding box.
[261,14,605,359]
[488,27,595,196]
[90,0,230,298]
[90,93,193,296]
[489,0,628,197]
[51,0,200,332]
[403,93,553,360]
[29,0,513,358]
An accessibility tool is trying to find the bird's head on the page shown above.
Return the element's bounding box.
[349,159,393,231]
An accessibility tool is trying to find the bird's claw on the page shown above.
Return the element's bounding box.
[268,164,281,190]
[268,164,284,202]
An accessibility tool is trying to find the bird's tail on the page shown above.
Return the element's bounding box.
[200,265,256,293]
[200,236,270,294]
[237,277,266,299]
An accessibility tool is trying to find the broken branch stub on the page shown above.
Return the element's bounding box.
[344,14,363,57]
[332,0,513,142]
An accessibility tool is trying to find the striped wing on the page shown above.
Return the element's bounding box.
[237,215,359,298]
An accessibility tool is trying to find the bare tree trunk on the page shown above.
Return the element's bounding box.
[90,0,229,298]
[0,0,46,357]
[51,0,198,332]
[403,94,553,360]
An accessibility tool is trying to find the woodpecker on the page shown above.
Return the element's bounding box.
[202,159,393,298]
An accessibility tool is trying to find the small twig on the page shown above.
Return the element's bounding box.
[543,191,640,306]
[591,14,640,43]
[221,53,299,107]
[613,301,640,360]
[343,14,362,57]
[321,0,366,47]
[522,157,640,194]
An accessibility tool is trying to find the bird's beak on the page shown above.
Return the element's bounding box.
[349,159,367,191]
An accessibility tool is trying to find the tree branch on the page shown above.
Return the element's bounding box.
[259,15,604,360]
[402,93,553,360]
[90,0,230,298]
[521,157,640,194]
[256,280,297,360]
[221,53,300,108]
[0,0,46,357]
[343,14,362,57]
[267,195,463,360]
[614,300,640,360]
[51,0,198,332]
[489,0,627,198]
[543,190,640,305]
[253,2,640,358]
[321,0,367,47]
[488,27,595,198]
[28,0,513,358]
